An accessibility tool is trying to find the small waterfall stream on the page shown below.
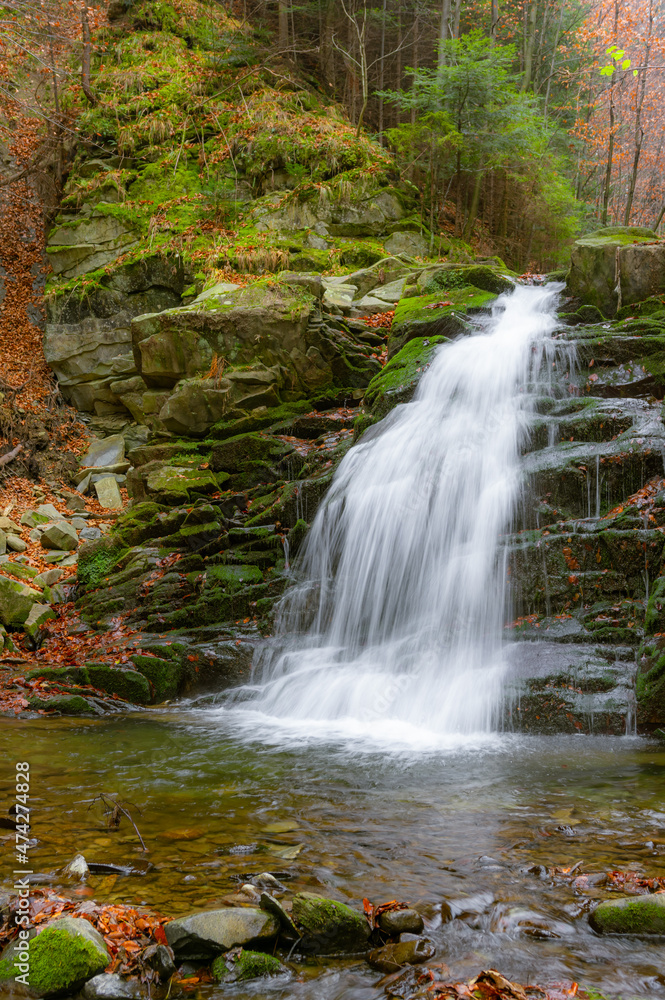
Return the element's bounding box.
[223,283,566,744]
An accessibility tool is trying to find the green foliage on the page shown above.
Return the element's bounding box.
[381,31,579,267]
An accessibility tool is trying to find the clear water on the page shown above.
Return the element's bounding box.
[222,283,570,745]
[1,716,663,999]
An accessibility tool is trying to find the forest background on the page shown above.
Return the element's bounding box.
[2,0,664,273]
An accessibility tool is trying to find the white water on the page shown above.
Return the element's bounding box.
[221,284,566,745]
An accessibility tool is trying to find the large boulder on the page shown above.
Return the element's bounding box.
[291,892,370,954]
[164,908,279,959]
[566,226,661,317]
[0,576,42,626]
[589,893,665,934]
[131,278,379,396]
[0,915,110,997]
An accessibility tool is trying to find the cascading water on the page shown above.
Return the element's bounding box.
[221,283,566,745]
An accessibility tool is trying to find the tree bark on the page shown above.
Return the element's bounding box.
[81,3,96,107]
[278,0,289,49]
[623,0,652,224]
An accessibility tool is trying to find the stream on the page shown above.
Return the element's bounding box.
[1,715,663,998]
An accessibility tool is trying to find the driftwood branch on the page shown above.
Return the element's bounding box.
[89,793,148,852]
[0,444,22,467]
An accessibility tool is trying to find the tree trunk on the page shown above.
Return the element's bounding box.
[278,0,289,49]
[438,0,450,69]
[623,0,652,225]
[81,3,96,107]
[490,0,498,47]
[378,0,387,137]
[520,1,537,92]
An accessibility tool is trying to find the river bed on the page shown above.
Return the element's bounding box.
[1,715,664,998]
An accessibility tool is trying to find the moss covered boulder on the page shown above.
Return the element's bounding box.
[0,576,42,627]
[291,892,371,954]
[566,226,661,318]
[590,893,665,934]
[0,916,109,997]
[211,949,287,982]
[389,287,495,356]
[85,663,152,704]
[365,335,448,417]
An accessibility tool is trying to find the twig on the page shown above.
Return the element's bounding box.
[89,793,148,852]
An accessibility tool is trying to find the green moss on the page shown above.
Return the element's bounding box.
[77,537,128,591]
[590,894,665,934]
[204,564,264,589]
[130,654,183,700]
[85,662,152,704]
[576,225,658,247]
[0,925,107,996]
[365,335,448,417]
[25,666,90,684]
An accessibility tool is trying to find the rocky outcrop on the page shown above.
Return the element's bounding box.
[566,226,664,317]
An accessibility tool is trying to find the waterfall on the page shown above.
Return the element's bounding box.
[222,283,564,744]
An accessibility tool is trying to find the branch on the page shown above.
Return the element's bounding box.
[0,444,22,467]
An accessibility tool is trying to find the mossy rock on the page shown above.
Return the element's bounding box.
[25,665,90,685]
[567,226,662,317]
[589,893,665,934]
[85,662,152,704]
[205,564,264,590]
[291,892,371,955]
[419,263,512,296]
[365,335,448,417]
[130,654,183,700]
[209,401,311,440]
[389,288,494,356]
[0,917,109,997]
[211,949,286,983]
[78,535,128,591]
[28,694,98,714]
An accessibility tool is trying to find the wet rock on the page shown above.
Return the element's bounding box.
[141,943,176,982]
[0,915,109,997]
[367,937,435,972]
[291,892,371,954]
[62,853,90,880]
[29,694,99,715]
[0,576,41,626]
[378,909,425,936]
[211,948,287,982]
[85,663,151,704]
[260,892,300,939]
[590,893,665,934]
[83,972,144,998]
[40,521,78,551]
[164,908,279,959]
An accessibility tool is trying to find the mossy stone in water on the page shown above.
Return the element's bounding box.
[0,917,109,997]
[85,662,152,704]
[291,892,370,954]
[589,893,665,934]
[211,949,286,982]
[130,654,183,700]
